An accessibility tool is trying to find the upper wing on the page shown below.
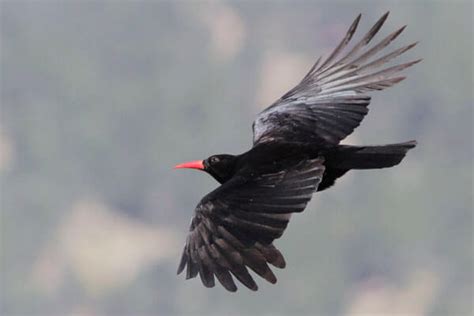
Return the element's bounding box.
[253,12,421,145]
[177,158,325,291]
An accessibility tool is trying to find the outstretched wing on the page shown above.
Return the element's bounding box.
[253,12,421,145]
[177,158,325,291]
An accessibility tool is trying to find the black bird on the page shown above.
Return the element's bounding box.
[175,12,420,292]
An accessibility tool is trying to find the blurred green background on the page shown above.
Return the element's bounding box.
[1,1,472,315]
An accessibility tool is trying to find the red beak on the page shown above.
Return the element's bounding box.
[174,160,205,170]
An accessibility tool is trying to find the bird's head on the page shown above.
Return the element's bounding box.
[174,154,237,183]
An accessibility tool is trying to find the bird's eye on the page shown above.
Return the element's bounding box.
[210,156,220,164]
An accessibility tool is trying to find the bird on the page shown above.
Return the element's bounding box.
[174,12,420,292]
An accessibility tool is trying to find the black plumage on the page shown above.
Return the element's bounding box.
[175,12,419,292]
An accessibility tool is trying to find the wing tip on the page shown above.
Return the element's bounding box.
[412,58,423,65]
[393,76,406,83]
[369,11,389,29]
[394,25,407,39]
[271,255,286,269]
[409,41,419,49]
[177,252,187,275]
[352,13,362,30]
[259,268,278,284]
[202,282,215,288]
[365,11,390,44]
[200,272,216,288]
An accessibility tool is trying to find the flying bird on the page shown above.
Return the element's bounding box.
[175,12,420,292]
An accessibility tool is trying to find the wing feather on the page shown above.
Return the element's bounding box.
[253,12,420,145]
[177,159,324,291]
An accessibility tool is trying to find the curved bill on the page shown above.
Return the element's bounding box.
[174,160,204,170]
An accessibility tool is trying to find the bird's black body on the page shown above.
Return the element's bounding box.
[176,12,420,292]
[207,142,318,183]
[205,140,416,187]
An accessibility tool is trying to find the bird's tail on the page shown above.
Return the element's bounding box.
[327,140,417,169]
[318,140,416,191]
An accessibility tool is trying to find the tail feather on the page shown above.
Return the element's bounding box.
[318,140,416,191]
[327,140,416,169]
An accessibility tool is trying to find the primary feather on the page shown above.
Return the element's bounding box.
[253,11,420,145]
